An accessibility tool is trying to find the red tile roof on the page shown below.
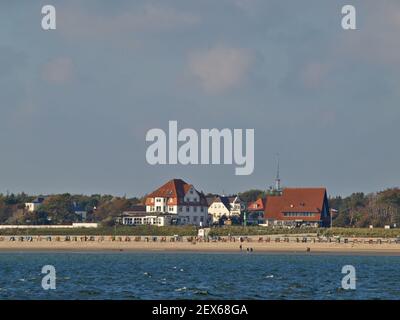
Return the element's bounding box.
[145,179,207,206]
[247,198,265,211]
[264,188,327,221]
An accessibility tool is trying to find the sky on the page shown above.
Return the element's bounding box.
[0,0,399,197]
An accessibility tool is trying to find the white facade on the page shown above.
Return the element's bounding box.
[122,215,172,227]
[208,200,230,223]
[25,202,43,212]
[208,196,246,223]
[146,186,208,226]
[229,196,246,216]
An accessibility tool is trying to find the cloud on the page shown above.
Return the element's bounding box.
[188,46,254,94]
[42,57,74,84]
[59,4,200,39]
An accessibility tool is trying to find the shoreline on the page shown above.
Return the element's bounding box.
[2,241,400,255]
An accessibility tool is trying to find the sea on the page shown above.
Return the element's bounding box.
[0,252,399,300]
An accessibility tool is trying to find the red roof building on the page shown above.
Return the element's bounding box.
[144,179,209,226]
[247,198,265,212]
[264,188,330,227]
[246,198,266,225]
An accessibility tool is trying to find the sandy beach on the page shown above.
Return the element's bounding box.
[1,236,400,254]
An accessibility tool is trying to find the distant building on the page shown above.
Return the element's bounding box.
[247,198,265,225]
[208,196,231,223]
[144,179,209,226]
[228,195,245,216]
[73,202,87,221]
[25,197,45,212]
[208,195,245,223]
[264,188,330,228]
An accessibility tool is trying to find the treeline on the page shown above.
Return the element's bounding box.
[1,188,400,227]
[0,193,141,225]
[330,188,400,227]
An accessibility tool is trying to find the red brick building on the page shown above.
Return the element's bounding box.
[264,188,330,227]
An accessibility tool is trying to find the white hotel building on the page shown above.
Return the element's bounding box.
[121,179,209,227]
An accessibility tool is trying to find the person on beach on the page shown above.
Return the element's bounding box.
[239,244,242,251]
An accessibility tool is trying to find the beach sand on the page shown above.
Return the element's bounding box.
[1,240,400,255]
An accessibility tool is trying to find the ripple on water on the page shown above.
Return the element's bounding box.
[0,253,400,299]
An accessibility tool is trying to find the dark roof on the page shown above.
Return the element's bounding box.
[206,195,218,206]
[210,196,231,211]
[32,197,45,204]
[72,202,86,212]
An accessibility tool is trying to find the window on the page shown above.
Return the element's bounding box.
[194,206,197,212]
[283,212,315,217]
[179,207,182,212]
[200,207,204,212]
[186,206,189,212]
[156,198,161,202]
[156,206,161,211]
[168,206,174,212]
[200,216,204,222]
[193,216,198,222]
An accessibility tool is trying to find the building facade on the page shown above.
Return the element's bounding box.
[264,188,330,228]
[25,197,45,212]
[208,196,231,223]
[208,195,246,223]
[121,213,174,226]
[144,179,209,226]
[246,198,265,225]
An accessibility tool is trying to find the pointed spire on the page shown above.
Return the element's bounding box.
[275,153,281,192]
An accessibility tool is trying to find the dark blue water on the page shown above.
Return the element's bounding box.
[0,252,399,300]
